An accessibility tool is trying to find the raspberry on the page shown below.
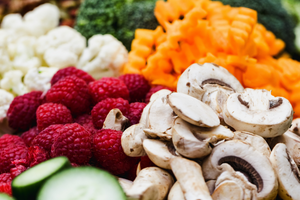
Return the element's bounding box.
[0,145,28,173]
[140,155,156,169]
[51,66,95,86]
[119,74,151,102]
[10,165,27,179]
[92,129,138,175]
[46,76,92,116]
[51,123,92,164]
[74,114,97,135]
[145,85,174,103]
[88,77,129,104]
[91,98,129,129]
[127,102,147,125]
[0,134,26,150]
[0,173,12,196]
[26,146,49,167]
[36,103,73,131]
[7,91,43,131]
[21,127,39,146]
[31,124,64,152]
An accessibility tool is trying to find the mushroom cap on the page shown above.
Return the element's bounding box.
[270,143,300,200]
[143,139,177,170]
[167,182,185,200]
[172,117,233,159]
[177,63,244,100]
[202,140,278,200]
[223,89,293,138]
[289,118,300,136]
[167,92,220,127]
[102,108,129,131]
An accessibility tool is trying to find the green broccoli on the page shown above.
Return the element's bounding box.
[212,0,297,57]
[75,0,159,51]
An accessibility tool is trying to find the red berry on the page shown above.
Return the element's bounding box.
[92,129,138,175]
[31,124,64,152]
[21,127,39,147]
[88,77,129,103]
[74,114,97,135]
[51,66,95,86]
[127,102,147,125]
[140,155,156,169]
[51,123,92,165]
[91,98,129,129]
[0,134,26,150]
[10,165,27,179]
[119,74,151,102]
[26,146,49,167]
[7,91,43,130]
[0,173,12,196]
[145,85,174,103]
[46,76,92,116]
[0,145,28,173]
[36,103,73,131]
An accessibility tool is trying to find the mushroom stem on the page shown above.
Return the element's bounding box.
[170,157,212,200]
[102,108,129,131]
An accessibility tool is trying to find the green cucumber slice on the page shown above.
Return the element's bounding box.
[0,193,15,200]
[37,167,126,200]
[12,156,72,200]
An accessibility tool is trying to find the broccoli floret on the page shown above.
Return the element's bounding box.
[75,0,158,51]
[213,0,297,56]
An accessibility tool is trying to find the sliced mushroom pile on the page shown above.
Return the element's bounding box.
[119,63,299,200]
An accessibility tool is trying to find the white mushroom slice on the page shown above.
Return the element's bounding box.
[289,118,300,136]
[269,131,300,166]
[126,167,174,200]
[212,164,258,200]
[233,131,271,157]
[144,93,176,140]
[121,124,147,157]
[168,182,185,200]
[118,178,133,195]
[143,139,177,170]
[149,89,173,103]
[270,143,300,200]
[167,92,220,127]
[223,88,293,138]
[177,63,244,100]
[170,157,212,200]
[172,117,233,159]
[103,108,129,131]
[201,84,235,121]
[202,140,278,200]
[206,180,216,195]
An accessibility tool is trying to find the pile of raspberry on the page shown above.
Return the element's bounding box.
[1,67,173,196]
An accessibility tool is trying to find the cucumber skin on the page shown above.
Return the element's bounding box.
[0,193,15,200]
[12,157,72,200]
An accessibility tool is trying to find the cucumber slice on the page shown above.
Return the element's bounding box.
[37,167,126,200]
[0,193,15,200]
[12,156,72,200]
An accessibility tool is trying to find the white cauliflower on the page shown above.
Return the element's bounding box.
[0,70,28,96]
[77,34,128,80]
[1,3,60,37]
[8,36,40,74]
[0,89,14,122]
[24,67,59,93]
[36,26,86,69]
[0,48,12,75]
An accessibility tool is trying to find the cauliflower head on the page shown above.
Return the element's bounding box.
[1,3,60,37]
[0,48,12,75]
[0,70,28,96]
[36,26,86,69]
[0,89,14,122]
[24,67,59,93]
[77,34,128,80]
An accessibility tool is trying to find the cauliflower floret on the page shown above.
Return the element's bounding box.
[36,26,86,69]
[24,67,59,93]
[0,48,12,75]
[8,36,40,74]
[77,34,128,80]
[0,70,28,96]
[1,3,59,37]
[0,89,14,122]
